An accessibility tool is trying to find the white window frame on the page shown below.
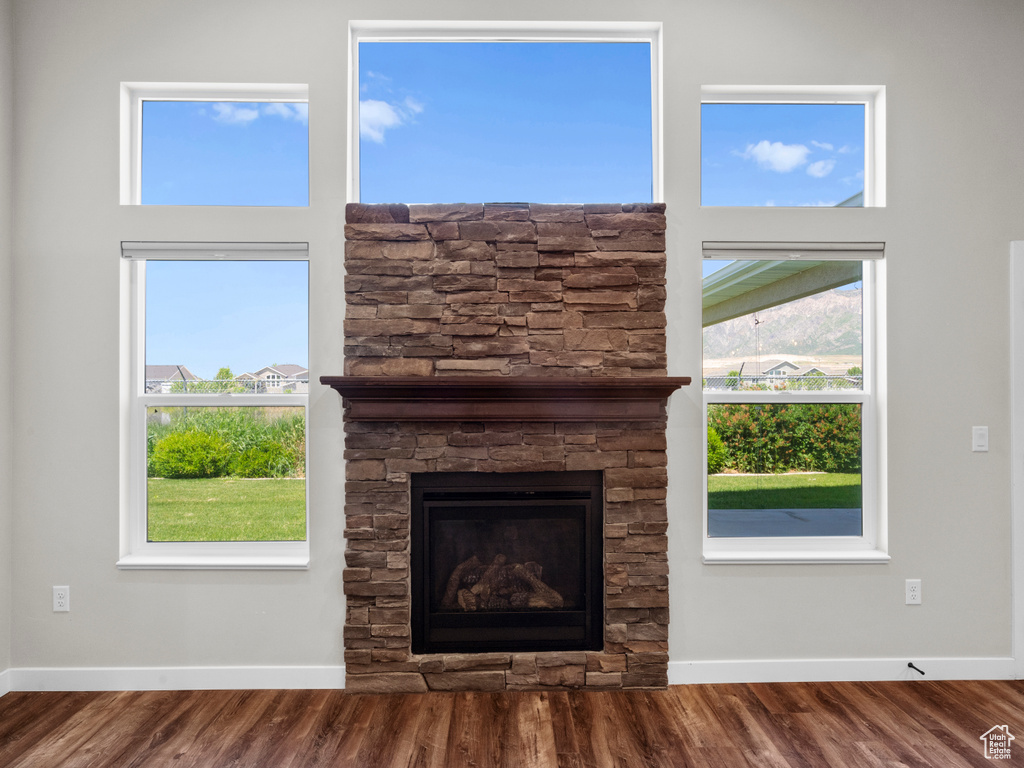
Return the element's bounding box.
[700,85,886,207]
[119,82,309,206]
[702,242,888,564]
[348,21,663,203]
[118,242,310,570]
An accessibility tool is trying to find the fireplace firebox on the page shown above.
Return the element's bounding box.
[411,471,603,654]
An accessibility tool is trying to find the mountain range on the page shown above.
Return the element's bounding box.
[702,287,862,359]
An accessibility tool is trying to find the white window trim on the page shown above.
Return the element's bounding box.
[702,246,888,564]
[118,242,310,570]
[119,82,309,206]
[1010,240,1024,679]
[347,20,663,204]
[700,85,886,207]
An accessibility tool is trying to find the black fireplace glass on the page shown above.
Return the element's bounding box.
[429,505,585,614]
[412,471,603,654]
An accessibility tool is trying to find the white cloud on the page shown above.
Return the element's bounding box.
[811,140,834,151]
[360,99,403,143]
[212,103,260,125]
[737,140,810,172]
[262,102,309,124]
[359,97,424,143]
[262,102,291,119]
[807,159,836,178]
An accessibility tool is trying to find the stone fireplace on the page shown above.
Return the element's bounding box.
[324,202,688,693]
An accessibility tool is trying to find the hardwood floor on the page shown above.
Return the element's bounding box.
[1,680,1022,767]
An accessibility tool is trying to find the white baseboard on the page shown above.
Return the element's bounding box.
[669,657,1017,685]
[2,659,1014,693]
[7,665,345,692]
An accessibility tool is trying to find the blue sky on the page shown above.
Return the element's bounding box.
[701,103,865,207]
[358,42,653,204]
[141,100,309,205]
[146,261,308,380]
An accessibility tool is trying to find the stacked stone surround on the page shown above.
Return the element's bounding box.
[343,202,667,378]
[342,202,671,693]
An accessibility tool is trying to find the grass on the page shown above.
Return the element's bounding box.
[148,477,306,542]
[708,472,861,509]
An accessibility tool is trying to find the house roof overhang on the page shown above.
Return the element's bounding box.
[702,259,863,327]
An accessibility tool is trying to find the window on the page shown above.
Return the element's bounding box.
[701,86,885,207]
[702,242,886,563]
[349,22,662,203]
[120,83,309,206]
[119,243,309,569]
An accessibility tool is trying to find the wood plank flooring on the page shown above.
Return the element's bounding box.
[1,680,1022,767]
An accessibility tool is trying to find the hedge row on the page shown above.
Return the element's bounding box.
[708,403,861,474]
[147,408,305,479]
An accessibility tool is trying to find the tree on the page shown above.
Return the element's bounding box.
[847,366,862,376]
[210,366,246,393]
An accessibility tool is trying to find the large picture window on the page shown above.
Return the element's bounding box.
[349,22,662,204]
[702,242,886,563]
[120,243,309,569]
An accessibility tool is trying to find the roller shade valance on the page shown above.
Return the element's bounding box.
[120,242,308,260]
[702,241,885,261]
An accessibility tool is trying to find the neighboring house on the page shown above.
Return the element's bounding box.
[144,364,309,394]
[249,364,310,393]
[233,372,259,391]
[764,360,799,378]
[144,364,198,394]
[704,359,860,391]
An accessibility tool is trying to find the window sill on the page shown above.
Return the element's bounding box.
[702,548,890,565]
[117,548,309,571]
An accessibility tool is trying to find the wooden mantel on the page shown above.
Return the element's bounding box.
[320,376,691,423]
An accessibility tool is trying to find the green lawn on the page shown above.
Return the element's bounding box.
[148,477,306,541]
[707,472,861,509]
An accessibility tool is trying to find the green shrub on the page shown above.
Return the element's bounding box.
[146,408,306,479]
[708,403,861,474]
[150,431,232,479]
[232,442,294,478]
[707,427,728,474]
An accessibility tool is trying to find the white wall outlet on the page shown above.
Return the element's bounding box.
[905,579,921,605]
[972,426,989,452]
[53,585,70,612]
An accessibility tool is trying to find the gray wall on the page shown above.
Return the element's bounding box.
[6,0,1024,675]
[0,0,14,678]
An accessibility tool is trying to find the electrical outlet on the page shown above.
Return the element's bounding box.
[53,586,70,612]
[905,579,921,605]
